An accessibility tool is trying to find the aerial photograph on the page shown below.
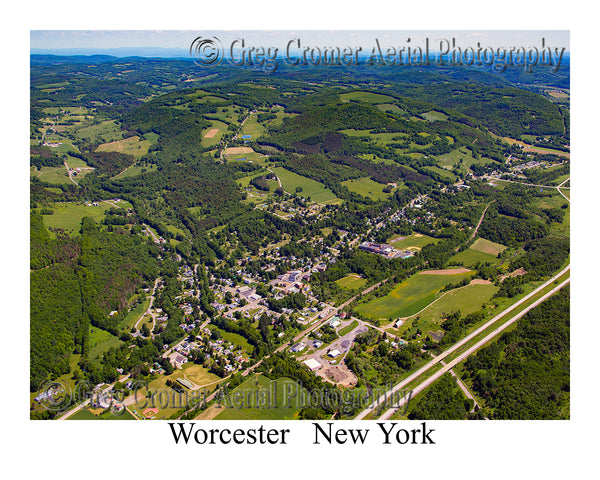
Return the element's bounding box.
[29,29,571,425]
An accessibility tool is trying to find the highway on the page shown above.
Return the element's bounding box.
[378,275,570,420]
[354,264,570,420]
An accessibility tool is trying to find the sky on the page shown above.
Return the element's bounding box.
[30,30,570,56]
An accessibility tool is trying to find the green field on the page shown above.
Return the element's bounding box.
[436,147,497,174]
[341,177,391,200]
[119,296,150,331]
[335,275,367,290]
[240,114,266,138]
[75,120,124,143]
[40,202,109,234]
[202,120,228,147]
[388,233,439,251]
[89,325,123,363]
[67,408,137,420]
[65,154,90,169]
[96,135,152,158]
[421,110,449,121]
[356,270,473,320]
[340,91,397,103]
[214,374,305,420]
[450,238,507,266]
[31,166,72,185]
[111,163,158,179]
[391,283,498,338]
[376,103,404,114]
[209,326,254,354]
[271,167,339,204]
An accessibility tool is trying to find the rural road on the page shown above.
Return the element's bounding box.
[134,277,161,336]
[378,275,570,420]
[354,264,570,420]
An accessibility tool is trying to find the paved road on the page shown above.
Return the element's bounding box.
[378,275,570,420]
[354,264,570,420]
[134,277,161,336]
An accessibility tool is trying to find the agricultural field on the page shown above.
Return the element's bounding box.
[240,114,266,138]
[341,177,392,200]
[340,91,397,103]
[436,147,497,174]
[40,202,110,234]
[202,120,228,147]
[31,166,72,185]
[355,269,473,321]
[422,165,458,181]
[450,238,506,266]
[67,408,137,421]
[389,282,498,338]
[271,167,339,204]
[95,135,152,158]
[376,103,404,114]
[388,233,440,251]
[421,110,449,121]
[213,374,305,420]
[335,274,367,290]
[74,120,124,143]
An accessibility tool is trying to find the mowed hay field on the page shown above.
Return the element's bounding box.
[355,269,473,320]
[40,202,110,234]
[271,167,339,204]
[450,238,506,266]
[96,136,152,158]
[214,374,305,420]
[340,91,397,103]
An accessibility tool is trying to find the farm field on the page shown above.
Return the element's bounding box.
[376,103,404,114]
[340,91,397,103]
[450,238,506,267]
[95,136,151,158]
[335,274,367,290]
[271,167,339,204]
[390,283,498,337]
[388,233,439,251]
[213,374,305,420]
[240,114,266,138]
[64,154,90,169]
[421,110,449,121]
[31,166,71,185]
[40,202,109,234]
[202,120,228,147]
[341,177,391,200]
[422,165,458,181]
[355,269,473,321]
[436,147,497,174]
[74,120,123,143]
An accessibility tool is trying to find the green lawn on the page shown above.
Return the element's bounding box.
[271,167,339,204]
[119,296,150,331]
[209,326,254,354]
[338,320,360,337]
[341,177,391,201]
[356,270,473,320]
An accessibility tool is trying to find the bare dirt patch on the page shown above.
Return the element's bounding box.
[499,268,527,283]
[470,278,493,285]
[320,364,357,386]
[224,146,254,155]
[419,268,472,275]
[204,128,219,138]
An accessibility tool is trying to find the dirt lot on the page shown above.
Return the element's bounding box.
[204,128,219,138]
[224,146,254,155]
[469,278,493,285]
